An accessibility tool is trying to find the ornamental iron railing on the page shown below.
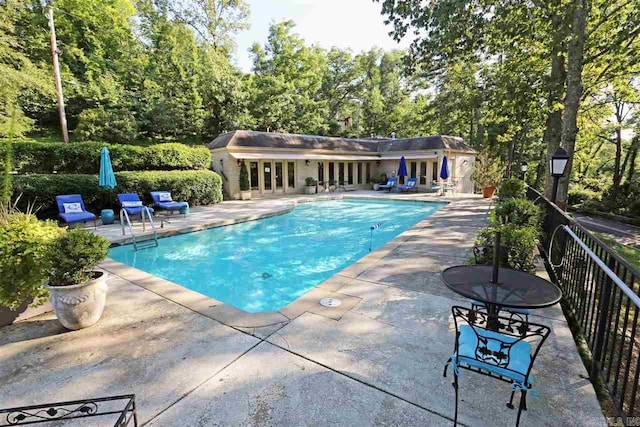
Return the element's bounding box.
[527,186,640,424]
[0,395,137,426]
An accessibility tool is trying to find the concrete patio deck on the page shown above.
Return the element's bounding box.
[0,193,606,426]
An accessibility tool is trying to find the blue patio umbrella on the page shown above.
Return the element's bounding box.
[440,155,450,180]
[397,156,408,179]
[99,147,117,189]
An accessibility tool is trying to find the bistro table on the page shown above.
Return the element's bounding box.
[441,264,562,331]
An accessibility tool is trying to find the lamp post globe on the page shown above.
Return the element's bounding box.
[550,147,570,202]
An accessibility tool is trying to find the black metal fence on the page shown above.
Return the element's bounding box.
[527,187,640,423]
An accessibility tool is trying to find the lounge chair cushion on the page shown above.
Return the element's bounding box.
[157,201,188,210]
[123,206,154,216]
[122,201,143,207]
[62,202,83,214]
[456,325,532,384]
[59,211,96,224]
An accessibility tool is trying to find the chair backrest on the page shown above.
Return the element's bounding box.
[387,177,397,186]
[150,191,170,204]
[406,177,417,187]
[117,193,141,205]
[55,194,86,214]
[451,306,550,381]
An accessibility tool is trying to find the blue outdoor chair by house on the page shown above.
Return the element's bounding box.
[398,177,418,192]
[55,194,97,228]
[444,306,550,427]
[377,177,397,191]
[150,191,189,218]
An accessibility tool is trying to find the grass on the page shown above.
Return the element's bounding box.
[594,232,640,272]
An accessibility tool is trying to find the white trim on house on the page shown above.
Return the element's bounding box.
[229,152,380,161]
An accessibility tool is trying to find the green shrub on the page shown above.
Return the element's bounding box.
[12,170,223,218]
[568,183,601,206]
[0,141,211,174]
[75,107,138,143]
[0,213,65,309]
[497,178,526,199]
[305,177,316,186]
[494,198,542,228]
[145,143,211,170]
[46,229,110,286]
[472,148,503,188]
[475,223,538,272]
[239,161,250,191]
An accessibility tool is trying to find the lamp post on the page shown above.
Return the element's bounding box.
[520,162,528,180]
[550,147,570,203]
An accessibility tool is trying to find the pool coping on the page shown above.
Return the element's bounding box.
[100,195,452,330]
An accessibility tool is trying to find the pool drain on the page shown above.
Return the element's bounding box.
[320,298,342,308]
[261,272,272,279]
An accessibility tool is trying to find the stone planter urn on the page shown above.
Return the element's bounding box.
[304,185,316,195]
[240,190,252,200]
[373,184,380,191]
[45,271,108,330]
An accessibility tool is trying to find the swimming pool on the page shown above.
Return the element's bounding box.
[109,199,445,313]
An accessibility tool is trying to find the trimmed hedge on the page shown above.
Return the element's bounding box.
[0,142,211,174]
[12,170,223,219]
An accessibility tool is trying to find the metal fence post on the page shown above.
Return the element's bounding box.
[590,255,615,383]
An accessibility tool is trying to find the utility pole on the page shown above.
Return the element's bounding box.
[46,3,69,143]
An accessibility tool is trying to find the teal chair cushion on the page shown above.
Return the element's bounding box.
[456,325,533,385]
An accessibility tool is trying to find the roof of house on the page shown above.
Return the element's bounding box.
[208,130,474,154]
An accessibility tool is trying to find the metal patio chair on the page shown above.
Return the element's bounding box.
[443,306,550,426]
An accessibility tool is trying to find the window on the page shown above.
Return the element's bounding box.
[366,163,371,183]
[318,162,324,183]
[288,162,295,188]
[338,162,345,184]
[410,162,417,178]
[432,161,438,182]
[419,162,427,185]
[357,163,362,184]
[329,162,335,183]
[250,161,259,190]
[275,162,283,189]
[264,162,272,190]
[347,163,353,185]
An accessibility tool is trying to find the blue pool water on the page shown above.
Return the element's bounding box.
[109,199,445,313]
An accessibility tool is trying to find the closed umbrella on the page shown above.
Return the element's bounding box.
[440,155,450,181]
[99,147,117,189]
[397,156,408,183]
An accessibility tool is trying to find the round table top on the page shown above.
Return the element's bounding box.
[441,265,562,309]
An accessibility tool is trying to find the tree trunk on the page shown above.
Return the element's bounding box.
[626,137,639,182]
[543,51,567,199]
[554,0,588,209]
[613,104,624,188]
[534,146,546,190]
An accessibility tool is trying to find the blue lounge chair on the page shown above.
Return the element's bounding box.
[377,177,397,191]
[117,193,155,234]
[56,194,97,228]
[398,177,418,192]
[150,191,189,217]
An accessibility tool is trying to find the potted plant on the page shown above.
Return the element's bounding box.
[44,228,110,330]
[472,149,503,198]
[0,208,64,326]
[371,175,381,190]
[304,177,316,194]
[239,161,251,200]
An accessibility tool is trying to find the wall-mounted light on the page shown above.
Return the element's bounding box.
[220,159,223,167]
[305,160,310,166]
[376,160,381,165]
[237,159,243,166]
[462,160,469,166]
[520,161,528,180]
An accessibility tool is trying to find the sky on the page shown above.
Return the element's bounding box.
[232,0,411,72]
